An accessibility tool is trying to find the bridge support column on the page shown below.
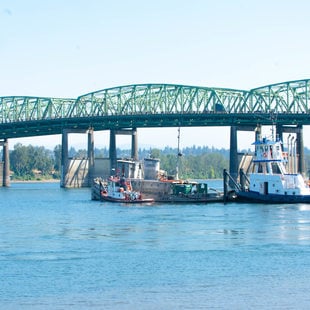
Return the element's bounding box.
[60,129,69,187]
[255,125,262,142]
[276,124,283,145]
[61,128,94,188]
[278,125,305,176]
[3,139,10,187]
[297,125,305,176]
[131,128,138,161]
[88,128,95,186]
[254,125,262,157]
[109,130,117,175]
[229,126,238,183]
[109,128,139,175]
[0,139,10,187]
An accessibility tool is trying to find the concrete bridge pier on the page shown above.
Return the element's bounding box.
[109,129,117,175]
[255,125,262,142]
[109,128,138,175]
[229,126,238,183]
[229,125,258,184]
[0,139,10,187]
[276,124,284,147]
[60,130,68,187]
[88,128,95,184]
[131,128,138,161]
[61,128,95,188]
[277,124,305,176]
[296,125,305,175]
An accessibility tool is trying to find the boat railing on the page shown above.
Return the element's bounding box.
[239,168,250,191]
[223,169,241,203]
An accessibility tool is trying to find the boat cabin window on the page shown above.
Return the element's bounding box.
[257,163,263,173]
[271,163,281,174]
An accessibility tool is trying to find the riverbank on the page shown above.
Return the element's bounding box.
[10,179,60,183]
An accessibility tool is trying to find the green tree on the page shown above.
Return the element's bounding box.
[149,148,161,159]
[10,143,33,177]
[33,146,53,175]
[10,143,55,180]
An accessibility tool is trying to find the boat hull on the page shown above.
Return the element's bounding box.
[236,190,310,204]
[149,193,223,203]
[101,195,154,204]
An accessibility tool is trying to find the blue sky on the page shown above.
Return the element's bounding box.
[1,0,310,150]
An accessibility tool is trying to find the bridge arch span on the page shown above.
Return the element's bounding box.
[1,79,310,139]
[72,83,248,117]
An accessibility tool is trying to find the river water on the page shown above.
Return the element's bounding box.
[1,181,310,309]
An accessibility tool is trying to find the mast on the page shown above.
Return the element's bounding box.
[176,127,182,180]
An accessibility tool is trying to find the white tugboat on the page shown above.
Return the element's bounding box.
[236,135,310,203]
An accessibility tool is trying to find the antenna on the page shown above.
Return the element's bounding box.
[176,127,182,180]
[271,125,275,140]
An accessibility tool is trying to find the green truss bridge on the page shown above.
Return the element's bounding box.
[1,79,310,188]
[1,78,310,139]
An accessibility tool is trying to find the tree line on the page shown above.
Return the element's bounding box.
[4,143,310,181]
[8,143,61,180]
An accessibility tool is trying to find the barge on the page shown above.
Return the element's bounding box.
[92,158,223,203]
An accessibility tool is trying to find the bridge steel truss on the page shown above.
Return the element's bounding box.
[1,79,310,187]
[0,79,310,139]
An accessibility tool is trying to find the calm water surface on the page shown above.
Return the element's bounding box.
[1,181,310,309]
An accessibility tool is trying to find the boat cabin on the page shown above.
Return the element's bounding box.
[248,136,310,196]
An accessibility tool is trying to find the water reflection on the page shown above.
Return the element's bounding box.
[258,204,310,243]
[297,204,310,211]
[46,202,310,250]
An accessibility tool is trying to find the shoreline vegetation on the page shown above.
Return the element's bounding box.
[6,143,233,182]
